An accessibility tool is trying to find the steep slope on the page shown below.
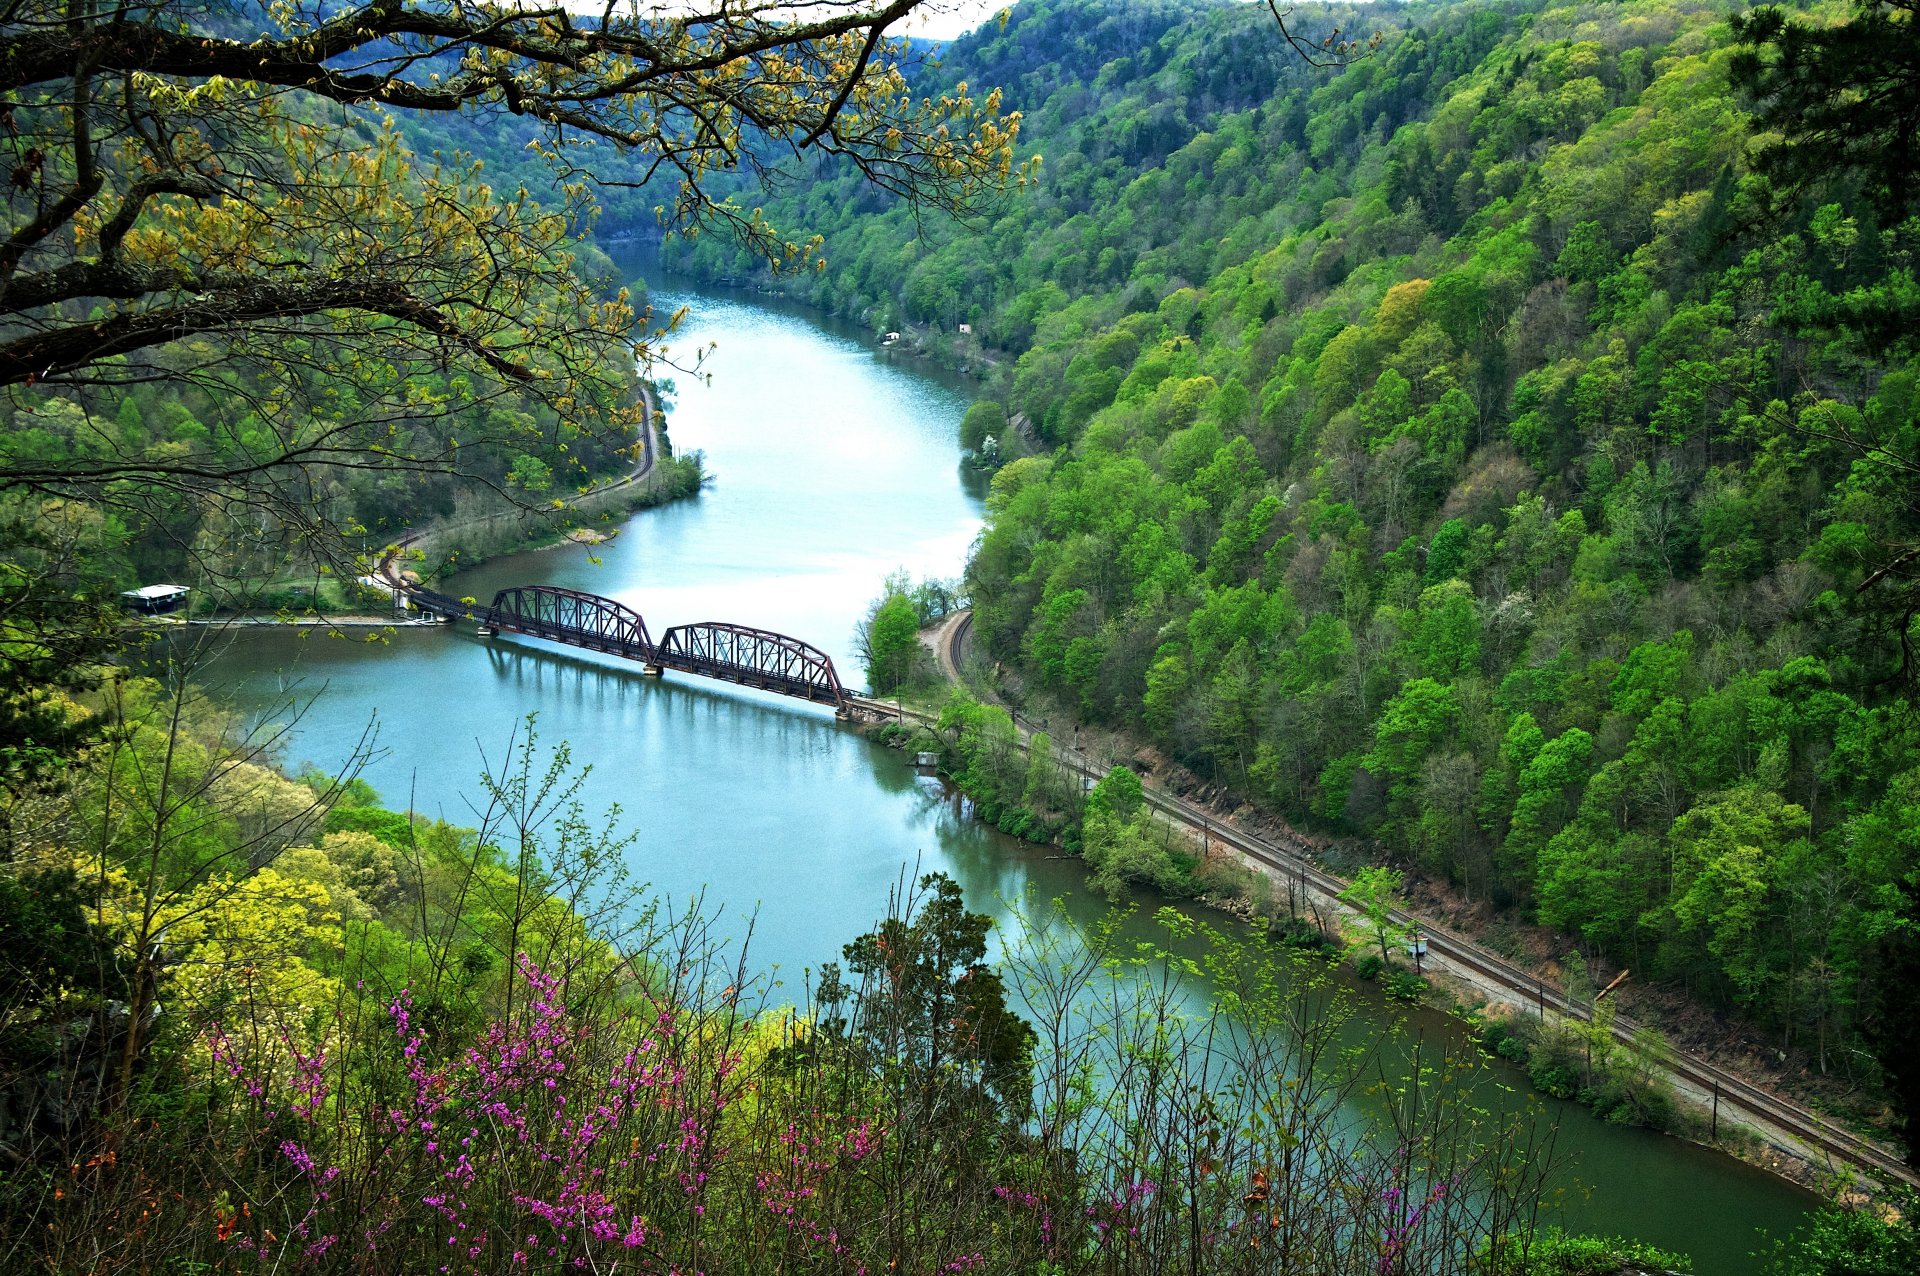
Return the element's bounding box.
[670,0,1920,1136]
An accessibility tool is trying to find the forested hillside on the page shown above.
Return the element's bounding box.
[669,0,1920,1128]
[8,3,1920,1270]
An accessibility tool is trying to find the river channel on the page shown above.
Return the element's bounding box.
[192,280,1815,1269]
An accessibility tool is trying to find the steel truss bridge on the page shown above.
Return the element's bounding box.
[406,584,849,709]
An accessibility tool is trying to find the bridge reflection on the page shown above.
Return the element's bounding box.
[406,583,848,709]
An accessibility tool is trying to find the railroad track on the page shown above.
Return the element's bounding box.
[946,609,973,680]
[1141,780,1916,1188]
[848,691,1915,1188]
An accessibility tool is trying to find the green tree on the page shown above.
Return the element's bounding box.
[1667,788,1812,1004]
[960,399,1009,453]
[1425,517,1471,584]
[1762,1192,1920,1276]
[1731,2,1920,220]
[1368,678,1461,788]
[860,591,923,694]
[821,872,1037,1119]
[1086,765,1145,823]
[506,453,555,493]
[1340,865,1408,964]
[1408,579,1482,677]
[1555,220,1617,284]
[1507,728,1596,865]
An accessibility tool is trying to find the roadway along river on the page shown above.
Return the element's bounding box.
[197,280,1815,1269]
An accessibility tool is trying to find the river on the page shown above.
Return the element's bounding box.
[191,279,1815,1270]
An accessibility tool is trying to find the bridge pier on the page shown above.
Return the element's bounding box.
[643,663,664,677]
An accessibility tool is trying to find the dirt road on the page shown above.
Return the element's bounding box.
[377,382,664,591]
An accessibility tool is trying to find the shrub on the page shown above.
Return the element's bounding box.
[1383,970,1429,1002]
[1484,1227,1692,1275]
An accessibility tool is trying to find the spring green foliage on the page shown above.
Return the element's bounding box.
[1485,1227,1693,1275]
[1340,865,1409,964]
[672,0,1920,1144]
[1762,1193,1920,1276]
[0,677,1592,1274]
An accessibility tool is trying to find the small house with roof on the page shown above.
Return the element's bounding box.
[120,584,191,616]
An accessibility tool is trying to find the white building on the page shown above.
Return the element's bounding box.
[121,584,191,615]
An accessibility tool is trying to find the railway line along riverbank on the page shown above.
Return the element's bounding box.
[856,612,1916,1199]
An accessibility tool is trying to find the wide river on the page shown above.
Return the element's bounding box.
[196,281,1814,1269]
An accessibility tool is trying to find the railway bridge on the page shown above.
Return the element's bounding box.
[406,584,849,710]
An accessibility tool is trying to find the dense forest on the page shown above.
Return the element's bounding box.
[5,1,1920,1272]
[668,0,1920,1137]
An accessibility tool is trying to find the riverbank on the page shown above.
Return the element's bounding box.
[179,614,433,628]
[173,387,699,630]
[869,611,1914,1201]
[378,382,703,588]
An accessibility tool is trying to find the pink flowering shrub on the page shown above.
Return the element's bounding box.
[210,958,723,1271]
[206,954,1028,1275]
[26,876,1556,1276]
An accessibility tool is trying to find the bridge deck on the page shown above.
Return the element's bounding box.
[406,586,848,709]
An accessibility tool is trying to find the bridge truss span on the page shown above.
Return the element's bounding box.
[401,580,848,710]
[656,622,847,706]
[491,585,653,658]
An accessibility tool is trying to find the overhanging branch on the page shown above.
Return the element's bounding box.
[0,276,537,386]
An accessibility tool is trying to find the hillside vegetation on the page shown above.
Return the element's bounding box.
[1,679,1574,1274]
[7,2,1920,1270]
[669,0,1920,1135]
